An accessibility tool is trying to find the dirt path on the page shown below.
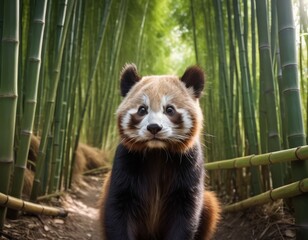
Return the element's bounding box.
[1,173,296,240]
[1,175,103,240]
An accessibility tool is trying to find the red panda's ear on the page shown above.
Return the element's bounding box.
[120,64,141,97]
[180,66,205,98]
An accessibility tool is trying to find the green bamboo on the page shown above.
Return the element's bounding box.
[0,1,3,78]
[0,192,67,217]
[255,0,283,188]
[251,0,257,97]
[224,178,308,212]
[30,0,75,201]
[48,58,67,193]
[190,0,199,64]
[205,145,308,171]
[0,0,19,228]
[56,6,78,191]
[276,48,288,150]
[277,1,308,238]
[233,0,261,195]
[63,0,84,190]
[299,0,308,146]
[8,0,47,219]
[136,0,149,67]
[226,0,241,158]
[34,0,52,136]
[213,0,235,159]
[101,0,128,149]
[71,0,114,186]
[270,0,278,66]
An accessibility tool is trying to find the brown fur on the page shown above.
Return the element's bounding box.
[198,191,221,240]
[28,137,108,186]
[73,143,108,185]
[28,135,40,169]
[23,168,34,197]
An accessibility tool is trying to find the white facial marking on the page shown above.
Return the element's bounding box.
[142,94,150,106]
[161,95,173,108]
[177,108,193,133]
[121,108,137,129]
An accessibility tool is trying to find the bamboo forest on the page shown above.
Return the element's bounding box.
[0,0,308,239]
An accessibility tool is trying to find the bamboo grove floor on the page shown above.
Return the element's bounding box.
[0,173,296,240]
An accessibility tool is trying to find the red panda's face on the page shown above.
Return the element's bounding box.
[117,64,205,153]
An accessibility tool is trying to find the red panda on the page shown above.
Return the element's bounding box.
[99,64,221,240]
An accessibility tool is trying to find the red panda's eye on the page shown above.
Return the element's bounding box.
[165,105,175,116]
[137,106,148,116]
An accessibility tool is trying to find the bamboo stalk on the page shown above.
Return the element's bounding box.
[34,0,52,136]
[0,192,67,217]
[63,0,85,190]
[233,0,261,195]
[8,0,47,219]
[37,191,65,201]
[224,178,308,212]
[190,0,199,64]
[213,0,235,159]
[71,0,114,188]
[30,0,76,201]
[277,1,308,238]
[255,0,283,188]
[0,0,19,229]
[205,145,308,171]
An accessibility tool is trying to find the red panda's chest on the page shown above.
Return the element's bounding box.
[134,154,177,233]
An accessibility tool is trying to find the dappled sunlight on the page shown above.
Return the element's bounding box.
[62,193,99,221]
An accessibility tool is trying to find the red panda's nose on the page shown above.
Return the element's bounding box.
[147,124,163,135]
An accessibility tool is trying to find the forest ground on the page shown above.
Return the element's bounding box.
[0,173,297,240]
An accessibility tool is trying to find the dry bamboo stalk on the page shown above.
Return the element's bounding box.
[0,192,67,217]
[224,178,308,212]
[205,145,308,170]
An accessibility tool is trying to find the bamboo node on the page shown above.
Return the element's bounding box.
[0,93,18,98]
[298,179,307,193]
[278,25,295,33]
[33,19,45,24]
[295,147,303,160]
[0,194,9,206]
[259,43,270,50]
[233,159,236,169]
[14,164,26,169]
[41,206,45,215]
[29,57,41,62]
[248,155,255,167]
[21,130,32,135]
[269,189,275,202]
[0,158,14,164]
[281,63,298,69]
[1,37,19,43]
[268,152,273,164]
[20,199,25,211]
